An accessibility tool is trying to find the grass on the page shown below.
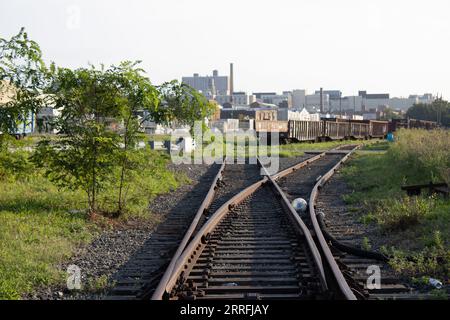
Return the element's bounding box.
[341,129,450,280]
[0,148,186,299]
[0,175,95,299]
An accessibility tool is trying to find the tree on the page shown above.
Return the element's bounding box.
[154,80,216,129]
[110,61,159,214]
[33,64,124,214]
[407,99,450,127]
[0,28,48,142]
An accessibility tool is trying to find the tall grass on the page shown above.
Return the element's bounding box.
[342,129,450,279]
[0,147,186,299]
[388,129,450,184]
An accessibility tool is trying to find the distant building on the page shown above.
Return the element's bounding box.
[253,92,292,108]
[305,93,330,112]
[253,92,277,99]
[215,92,256,106]
[292,89,306,109]
[182,70,229,96]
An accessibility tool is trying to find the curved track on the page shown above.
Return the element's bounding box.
[152,146,360,300]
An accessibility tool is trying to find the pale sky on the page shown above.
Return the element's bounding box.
[1,0,449,98]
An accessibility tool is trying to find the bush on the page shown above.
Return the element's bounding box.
[388,246,449,278]
[388,129,450,184]
[373,196,434,230]
[0,150,33,181]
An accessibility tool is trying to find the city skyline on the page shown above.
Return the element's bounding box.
[1,0,449,99]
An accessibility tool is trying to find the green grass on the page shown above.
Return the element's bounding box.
[341,129,450,279]
[0,175,95,299]
[0,149,186,299]
[361,141,390,151]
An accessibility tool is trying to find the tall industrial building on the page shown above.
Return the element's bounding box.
[182,70,229,96]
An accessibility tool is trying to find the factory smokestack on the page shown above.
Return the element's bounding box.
[229,63,234,103]
[320,87,323,113]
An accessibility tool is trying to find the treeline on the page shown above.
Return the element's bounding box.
[0,28,216,216]
[406,99,450,127]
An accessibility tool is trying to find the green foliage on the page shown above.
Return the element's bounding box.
[372,196,434,231]
[406,98,450,127]
[0,28,48,137]
[98,148,183,218]
[155,80,216,128]
[0,148,183,299]
[387,246,449,278]
[342,129,450,280]
[388,128,450,184]
[362,237,372,251]
[0,172,93,299]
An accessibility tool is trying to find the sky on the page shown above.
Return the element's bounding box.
[1,0,449,98]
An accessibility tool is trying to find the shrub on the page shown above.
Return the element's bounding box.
[373,196,434,230]
[388,129,450,184]
[0,150,33,181]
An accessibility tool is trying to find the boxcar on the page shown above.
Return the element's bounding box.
[368,120,388,138]
[288,120,321,142]
[323,120,349,140]
[254,120,288,133]
[409,119,439,130]
[349,122,370,139]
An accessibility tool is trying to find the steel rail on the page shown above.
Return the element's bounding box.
[308,145,361,300]
[266,174,328,291]
[152,152,333,300]
[151,160,226,300]
[153,178,268,299]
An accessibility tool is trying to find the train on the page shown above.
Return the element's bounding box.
[255,118,389,143]
[254,117,438,143]
[388,118,439,132]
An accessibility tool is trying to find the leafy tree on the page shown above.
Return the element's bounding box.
[32,65,123,214]
[0,28,48,143]
[110,61,159,214]
[407,99,450,127]
[155,80,216,129]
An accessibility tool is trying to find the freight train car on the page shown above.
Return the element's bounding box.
[322,120,349,140]
[408,119,439,130]
[349,122,370,139]
[367,120,388,138]
[288,120,322,142]
[388,118,438,132]
[254,118,389,143]
[335,118,370,139]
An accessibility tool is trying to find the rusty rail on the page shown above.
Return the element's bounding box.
[151,160,226,300]
[308,145,361,300]
[152,145,359,300]
[153,178,268,299]
[152,151,338,299]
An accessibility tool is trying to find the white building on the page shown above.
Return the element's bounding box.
[215,92,256,106]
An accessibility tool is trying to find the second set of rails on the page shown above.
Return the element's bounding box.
[150,145,389,300]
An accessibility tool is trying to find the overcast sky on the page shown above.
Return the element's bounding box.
[1,0,449,98]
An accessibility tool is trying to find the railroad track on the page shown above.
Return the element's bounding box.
[152,146,361,300]
[108,158,305,299]
[315,181,431,300]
